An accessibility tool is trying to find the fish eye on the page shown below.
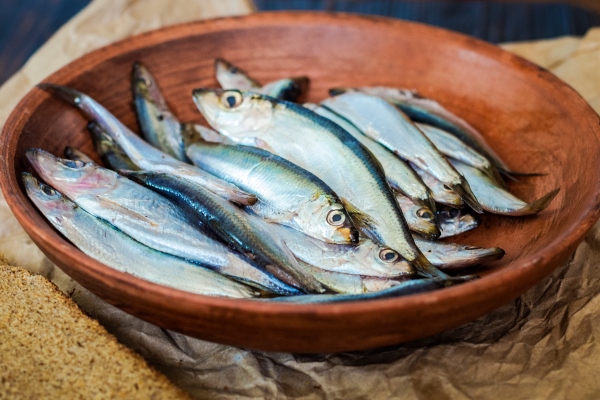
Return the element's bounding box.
[41,184,55,196]
[64,160,84,168]
[448,208,460,218]
[379,248,399,263]
[416,208,434,221]
[220,91,243,109]
[326,209,346,226]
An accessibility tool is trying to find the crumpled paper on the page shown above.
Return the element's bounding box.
[2,1,600,398]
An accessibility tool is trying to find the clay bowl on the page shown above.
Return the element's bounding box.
[2,12,600,353]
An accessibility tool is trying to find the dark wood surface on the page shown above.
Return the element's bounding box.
[2,0,600,86]
[2,12,600,352]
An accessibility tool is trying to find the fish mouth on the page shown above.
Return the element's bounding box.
[412,226,441,240]
[37,83,83,107]
[333,226,359,244]
[25,148,57,178]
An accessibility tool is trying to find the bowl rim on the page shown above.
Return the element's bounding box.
[2,11,600,333]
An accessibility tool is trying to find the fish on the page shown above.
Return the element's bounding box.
[180,122,236,148]
[394,193,440,239]
[305,102,436,212]
[214,58,309,102]
[132,62,188,162]
[417,123,505,186]
[295,261,410,294]
[38,84,257,206]
[186,140,357,244]
[272,224,414,278]
[269,276,475,304]
[412,165,464,208]
[322,90,482,213]
[414,237,505,270]
[87,122,141,171]
[437,206,480,238]
[64,147,94,164]
[26,149,298,295]
[451,160,559,216]
[192,88,447,279]
[23,173,259,298]
[124,170,325,293]
[346,86,513,174]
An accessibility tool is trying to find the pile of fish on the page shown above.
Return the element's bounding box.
[23,59,559,303]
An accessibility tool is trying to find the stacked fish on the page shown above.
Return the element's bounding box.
[23,59,559,303]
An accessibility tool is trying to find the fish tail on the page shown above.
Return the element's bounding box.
[499,168,547,180]
[517,187,560,216]
[452,178,484,214]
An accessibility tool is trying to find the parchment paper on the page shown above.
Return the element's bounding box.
[2,2,600,398]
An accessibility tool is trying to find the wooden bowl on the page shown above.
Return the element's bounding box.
[2,12,600,353]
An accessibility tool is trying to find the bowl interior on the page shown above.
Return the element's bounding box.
[2,12,600,352]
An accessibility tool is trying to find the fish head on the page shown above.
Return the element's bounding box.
[354,240,414,276]
[132,62,160,103]
[438,207,479,234]
[192,89,274,140]
[22,172,76,225]
[214,58,260,90]
[26,148,116,197]
[296,195,358,245]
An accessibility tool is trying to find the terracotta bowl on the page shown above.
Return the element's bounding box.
[2,12,600,353]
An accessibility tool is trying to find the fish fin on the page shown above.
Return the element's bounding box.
[499,168,547,180]
[339,198,376,233]
[483,165,508,189]
[517,187,560,216]
[412,254,450,279]
[96,195,158,227]
[452,178,483,214]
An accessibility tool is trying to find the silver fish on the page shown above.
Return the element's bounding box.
[295,261,410,294]
[417,123,504,186]
[414,237,505,270]
[451,161,559,216]
[214,58,309,102]
[347,86,512,174]
[26,149,297,295]
[132,62,188,162]
[38,84,257,206]
[272,224,414,278]
[192,88,446,278]
[412,164,464,208]
[394,193,440,239]
[305,102,436,212]
[322,91,482,213]
[125,171,324,293]
[437,207,479,238]
[23,173,258,298]
[270,276,475,304]
[186,140,357,244]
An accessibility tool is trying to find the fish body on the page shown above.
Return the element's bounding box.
[349,86,511,173]
[23,173,258,298]
[414,237,505,269]
[417,123,504,185]
[186,141,356,244]
[132,62,188,161]
[126,171,324,293]
[270,276,475,304]
[192,88,446,278]
[322,91,482,213]
[437,207,479,238]
[39,84,256,206]
[26,149,296,295]
[305,102,436,212]
[452,161,559,216]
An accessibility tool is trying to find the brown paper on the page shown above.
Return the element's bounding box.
[2,2,600,398]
